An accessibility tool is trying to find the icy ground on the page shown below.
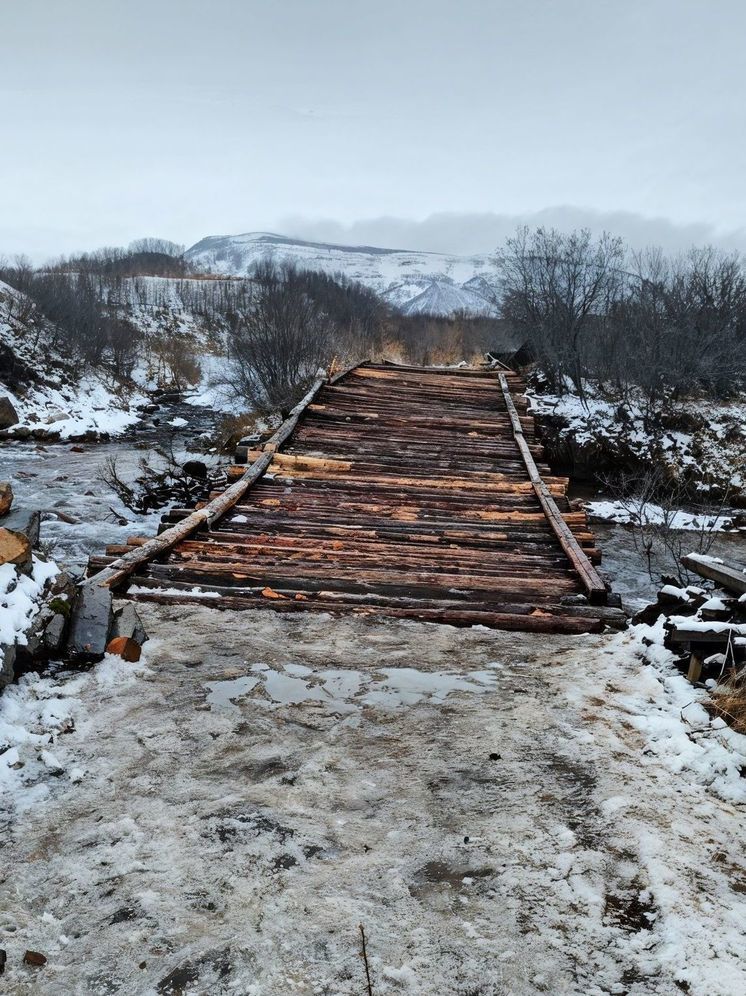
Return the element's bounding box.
[1,607,745,995]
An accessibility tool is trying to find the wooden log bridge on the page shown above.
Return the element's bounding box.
[86,363,625,633]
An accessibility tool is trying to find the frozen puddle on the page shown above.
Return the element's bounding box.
[203,662,501,713]
[203,675,259,712]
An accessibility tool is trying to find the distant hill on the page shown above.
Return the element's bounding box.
[185,232,498,317]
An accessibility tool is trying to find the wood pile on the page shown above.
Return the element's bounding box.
[637,552,746,681]
[86,363,625,634]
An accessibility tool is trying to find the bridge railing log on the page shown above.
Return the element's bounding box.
[87,371,328,591]
[498,373,608,604]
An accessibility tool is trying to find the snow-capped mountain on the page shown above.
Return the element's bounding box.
[185,232,498,316]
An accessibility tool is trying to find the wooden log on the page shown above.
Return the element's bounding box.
[262,371,328,453]
[667,621,746,644]
[498,373,608,603]
[127,589,605,634]
[681,553,746,596]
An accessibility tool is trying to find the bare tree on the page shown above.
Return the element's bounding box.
[496,227,625,400]
[225,260,334,413]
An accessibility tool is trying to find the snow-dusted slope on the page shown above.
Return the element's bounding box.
[185,232,498,316]
[0,281,145,439]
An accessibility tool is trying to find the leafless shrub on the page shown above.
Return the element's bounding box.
[598,465,733,584]
[709,669,746,734]
[224,260,336,414]
[98,445,221,514]
[148,334,202,391]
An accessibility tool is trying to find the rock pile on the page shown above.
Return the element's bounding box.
[0,481,147,691]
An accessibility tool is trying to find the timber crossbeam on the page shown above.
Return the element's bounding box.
[86,361,621,633]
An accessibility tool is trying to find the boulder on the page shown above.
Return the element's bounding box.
[0,397,18,430]
[66,583,113,661]
[111,603,148,646]
[2,508,40,546]
[0,528,32,571]
[183,460,208,480]
[44,410,70,424]
[43,613,68,652]
[0,482,12,517]
[0,643,16,690]
[17,601,69,663]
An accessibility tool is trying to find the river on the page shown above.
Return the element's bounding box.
[2,404,745,611]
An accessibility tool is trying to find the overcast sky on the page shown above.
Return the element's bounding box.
[2,0,746,260]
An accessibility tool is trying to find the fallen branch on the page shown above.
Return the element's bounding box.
[359,923,373,996]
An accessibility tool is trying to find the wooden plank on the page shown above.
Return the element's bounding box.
[87,374,329,590]
[498,373,608,604]
[681,553,746,595]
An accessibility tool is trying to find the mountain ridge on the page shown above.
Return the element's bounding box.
[185,232,498,316]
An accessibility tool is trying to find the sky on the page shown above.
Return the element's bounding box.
[2,0,746,260]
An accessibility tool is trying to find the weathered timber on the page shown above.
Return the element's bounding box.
[498,373,608,603]
[88,361,619,634]
[681,553,746,596]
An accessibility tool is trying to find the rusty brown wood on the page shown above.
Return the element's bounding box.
[88,361,617,632]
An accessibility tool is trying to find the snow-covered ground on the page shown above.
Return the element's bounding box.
[528,382,746,500]
[0,556,58,650]
[2,374,146,440]
[586,499,740,532]
[0,280,148,439]
[185,232,499,316]
[0,606,744,994]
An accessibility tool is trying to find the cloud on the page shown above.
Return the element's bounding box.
[279,208,746,257]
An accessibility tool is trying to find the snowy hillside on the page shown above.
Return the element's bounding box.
[185,232,498,316]
[0,281,145,440]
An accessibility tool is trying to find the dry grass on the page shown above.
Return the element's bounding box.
[709,671,746,734]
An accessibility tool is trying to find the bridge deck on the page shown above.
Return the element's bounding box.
[89,363,624,633]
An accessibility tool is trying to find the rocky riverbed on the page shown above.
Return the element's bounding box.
[1,396,224,573]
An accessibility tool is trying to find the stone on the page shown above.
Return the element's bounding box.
[44,410,70,424]
[17,601,70,665]
[66,583,113,661]
[111,603,148,646]
[105,636,142,662]
[0,643,16,690]
[2,508,40,547]
[43,613,67,652]
[0,482,12,517]
[0,528,32,570]
[183,460,208,479]
[23,951,47,967]
[0,947,6,975]
[0,397,18,429]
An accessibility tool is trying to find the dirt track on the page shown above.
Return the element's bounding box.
[1,604,744,994]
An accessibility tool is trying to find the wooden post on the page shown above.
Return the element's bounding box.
[687,652,703,683]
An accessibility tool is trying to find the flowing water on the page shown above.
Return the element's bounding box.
[2,403,745,608]
[0,399,223,575]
